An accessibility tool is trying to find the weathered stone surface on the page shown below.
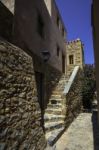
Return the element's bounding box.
[66,39,84,77]
[0,40,46,149]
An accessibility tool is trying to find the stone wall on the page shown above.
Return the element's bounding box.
[0,2,13,42]
[63,68,83,127]
[44,0,66,40]
[51,0,66,39]
[13,0,66,72]
[0,39,46,150]
[66,39,84,76]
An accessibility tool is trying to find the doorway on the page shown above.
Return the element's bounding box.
[35,72,45,131]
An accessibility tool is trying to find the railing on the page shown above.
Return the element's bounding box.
[63,66,80,95]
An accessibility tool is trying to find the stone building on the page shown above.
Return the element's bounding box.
[66,39,84,76]
[44,0,66,40]
[0,0,84,149]
[13,0,66,73]
[13,0,67,126]
[92,0,99,124]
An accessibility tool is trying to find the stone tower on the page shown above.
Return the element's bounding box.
[66,38,84,76]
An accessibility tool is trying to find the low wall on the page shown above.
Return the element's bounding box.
[63,67,83,127]
[0,39,46,150]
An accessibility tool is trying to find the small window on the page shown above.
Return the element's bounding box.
[69,55,74,64]
[62,54,65,73]
[57,16,60,28]
[37,14,44,38]
[62,27,65,37]
[57,46,60,57]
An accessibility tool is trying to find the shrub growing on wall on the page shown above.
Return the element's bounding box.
[82,64,96,109]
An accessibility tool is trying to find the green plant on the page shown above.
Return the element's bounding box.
[82,64,96,109]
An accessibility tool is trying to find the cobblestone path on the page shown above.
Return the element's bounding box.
[45,112,99,150]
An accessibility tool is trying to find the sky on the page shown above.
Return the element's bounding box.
[55,0,94,64]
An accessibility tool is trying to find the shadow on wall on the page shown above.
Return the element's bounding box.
[32,53,62,109]
[0,40,46,150]
[8,33,63,133]
[31,53,62,132]
[64,68,83,127]
[92,111,99,150]
[0,2,13,42]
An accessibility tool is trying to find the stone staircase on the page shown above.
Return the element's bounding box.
[44,75,68,146]
[67,65,75,78]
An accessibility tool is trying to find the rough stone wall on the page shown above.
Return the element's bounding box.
[0,39,46,150]
[63,69,83,127]
[66,39,84,76]
[0,2,13,42]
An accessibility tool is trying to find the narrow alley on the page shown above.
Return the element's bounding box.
[0,0,99,149]
[46,112,99,150]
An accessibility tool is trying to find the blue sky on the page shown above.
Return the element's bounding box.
[55,0,94,64]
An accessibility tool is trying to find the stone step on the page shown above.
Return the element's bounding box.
[51,94,62,99]
[59,80,67,83]
[49,98,63,104]
[52,91,62,95]
[51,89,64,95]
[67,72,72,76]
[55,87,65,90]
[59,76,65,78]
[45,108,62,115]
[51,93,62,97]
[66,75,70,78]
[46,127,65,146]
[45,121,64,132]
[58,80,67,84]
[57,83,66,86]
[52,88,62,91]
[47,103,62,109]
[44,114,65,122]
[53,84,67,90]
[59,79,67,82]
